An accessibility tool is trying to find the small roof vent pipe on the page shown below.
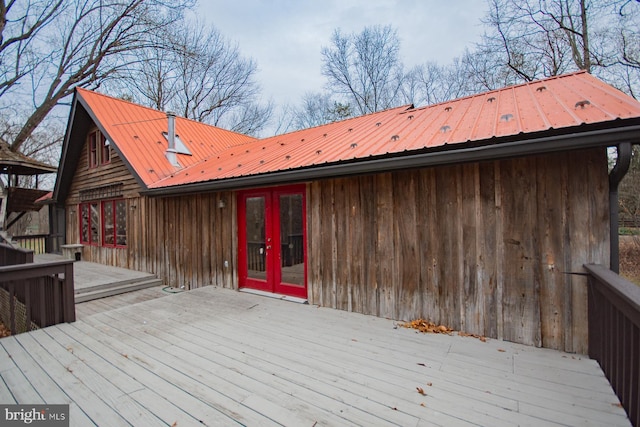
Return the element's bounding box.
[166,112,180,167]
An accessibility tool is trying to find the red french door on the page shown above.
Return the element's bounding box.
[238,185,307,298]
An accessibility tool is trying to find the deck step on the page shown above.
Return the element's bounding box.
[75,278,163,303]
[74,275,158,294]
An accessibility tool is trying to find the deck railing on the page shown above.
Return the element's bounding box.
[0,259,75,335]
[585,263,640,427]
[11,234,47,255]
[0,242,33,265]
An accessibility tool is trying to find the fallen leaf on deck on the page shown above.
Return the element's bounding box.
[426,382,432,387]
[497,349,506,352]
[416,387,426,395]
[399,319,453,334]
[420,403,426,407]
[458,331,489,342]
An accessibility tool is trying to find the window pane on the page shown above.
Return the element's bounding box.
[103,201,114,245]
[90,202,99,243]
[279,194,304,286]
[89,132,97,167]
[246,196,266,279]
[101,134,110,164]
[116,200,126,246]
[81,204,89,243]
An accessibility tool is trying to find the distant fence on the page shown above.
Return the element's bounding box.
[620,217,639,228]
[0,249,75,335]
[12,234,47,255]
[585,264,640,427]
[247,235,304,272]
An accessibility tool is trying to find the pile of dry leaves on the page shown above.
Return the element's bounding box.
[399,318,487,342]
[0,322,11,338]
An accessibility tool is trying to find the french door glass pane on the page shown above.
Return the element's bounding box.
[246,196,266,280]
[103,201,114,245]
[81,204,89,243]
[279,194,304,286]
[90,202,99,243]
[116,200,127,245]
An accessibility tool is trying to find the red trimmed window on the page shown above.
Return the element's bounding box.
[79,199,126,247]
[101,134,110,165]
[79,202,100,245]
[101,199,126,247]
[88,132,98,168]
[87,129,110,168]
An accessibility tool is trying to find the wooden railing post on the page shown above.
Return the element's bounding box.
[0,260,76,335]
[63,261,76,323]
[585,264,640,427]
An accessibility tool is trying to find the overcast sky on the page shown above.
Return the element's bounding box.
[197,1,488,111]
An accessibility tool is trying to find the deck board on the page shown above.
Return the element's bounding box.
[0,286,631,426]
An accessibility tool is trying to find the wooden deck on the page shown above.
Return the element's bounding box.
[0,286,631,426]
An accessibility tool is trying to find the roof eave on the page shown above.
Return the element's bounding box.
[141,122,640,198]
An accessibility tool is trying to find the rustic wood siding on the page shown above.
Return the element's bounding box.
[308,148,610,353]
[131,193,236,290]
[65,130,143,268]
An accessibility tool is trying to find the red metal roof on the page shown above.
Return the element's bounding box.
[76,88,257,186]
[148,71,640,189]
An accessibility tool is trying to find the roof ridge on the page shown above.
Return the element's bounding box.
[262,104,414,140]
[75,87,256,139]
[408,70,590,113]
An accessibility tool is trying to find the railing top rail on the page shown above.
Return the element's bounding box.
[584,263,640,316]
[0,242,34,255]
[0,260,73,281]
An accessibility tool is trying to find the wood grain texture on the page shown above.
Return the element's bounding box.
[307,149,609,353]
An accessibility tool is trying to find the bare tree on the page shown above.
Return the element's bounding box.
[0,0,192,155]
[287,92,352,130]
[116,19,271,136]
[0,0,64,97]
[478,0,640,96]
[321,25,404,115]
[403,59,480,106]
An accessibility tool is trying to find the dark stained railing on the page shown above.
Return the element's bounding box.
[0,242,33,265]
[585,263,640,427]
[0,247,75,335]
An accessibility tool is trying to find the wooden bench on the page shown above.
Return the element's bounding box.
[61,244,83,261]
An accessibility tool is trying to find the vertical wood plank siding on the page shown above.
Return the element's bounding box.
[308,148,609,354]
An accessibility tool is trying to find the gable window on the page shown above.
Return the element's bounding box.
[79,199,126,247]
[87,128,110,168]
[101,136,111,164]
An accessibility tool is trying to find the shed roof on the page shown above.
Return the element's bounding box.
[0,141,57,176]
[147,71,640,193]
